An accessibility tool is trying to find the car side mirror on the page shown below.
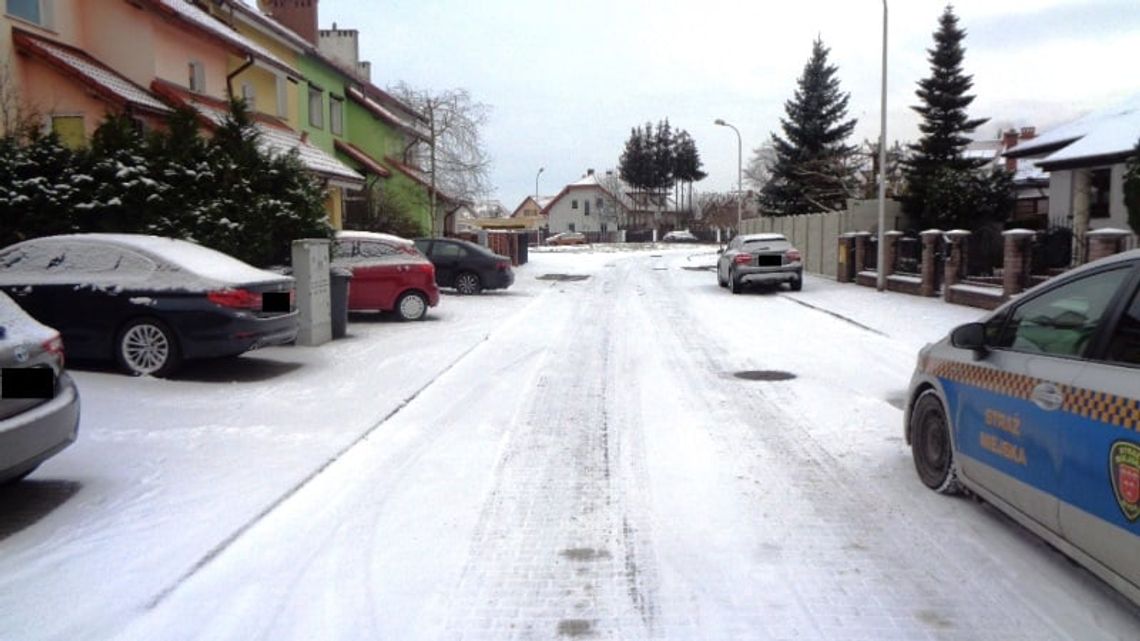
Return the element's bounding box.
[950,322,988,354]
[717,248,724,255]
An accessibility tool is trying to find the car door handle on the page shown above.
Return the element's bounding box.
[1031,382,1064,411]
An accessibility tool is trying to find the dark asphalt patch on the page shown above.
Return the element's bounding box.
[732,370,797,381]
[560,547,611,561]
[557,619,594,636]
[680,265,715,271]
[537,274,591,282]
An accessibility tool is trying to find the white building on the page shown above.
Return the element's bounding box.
[1005,95,1140,235]
[542,170,627,235]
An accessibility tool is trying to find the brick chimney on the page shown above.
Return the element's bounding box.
[587,168,594,176]
[261,0,319,45]
[1020,126,1036,140]
[1001,129,1019,149]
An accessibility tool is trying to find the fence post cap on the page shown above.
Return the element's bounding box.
[1087,227,1133,238]
[1001,228,1037,237]
[919,229,943,237]
[885,230,905,237]
[945,229,972,238]
[852,231,872,237]
[839,232,858,238]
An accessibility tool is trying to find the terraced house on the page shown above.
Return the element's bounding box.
[2,0,441,231]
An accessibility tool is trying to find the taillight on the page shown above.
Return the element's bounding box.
[208,288,261,309]
[785,249,802,263]
[734,254,752,264]
[43,333,64,368]
[497,261,510,271]
[411,263,434,274]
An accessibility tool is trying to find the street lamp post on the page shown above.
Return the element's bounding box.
[714,119,742,235]
[877,1,888,291]
[535,167,544,199]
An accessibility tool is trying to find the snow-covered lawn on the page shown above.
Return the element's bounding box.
[1,245,1136,641]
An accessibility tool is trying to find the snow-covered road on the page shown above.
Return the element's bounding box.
[2,246,1138,640]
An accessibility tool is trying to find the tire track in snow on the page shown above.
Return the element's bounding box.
[439,259,662,640]
[638,262,1118,640]
[145,319,524,611]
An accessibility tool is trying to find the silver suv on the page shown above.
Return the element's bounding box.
[0,291,80,483]
[716,233,804,293]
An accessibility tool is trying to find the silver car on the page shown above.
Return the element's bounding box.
[0,291,80,483]
[905,249,1140,606]
[716,233,804,293]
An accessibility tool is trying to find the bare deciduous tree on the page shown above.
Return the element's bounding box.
[0,60,41,139]
[744,143,776,192]
[389,82,493,236]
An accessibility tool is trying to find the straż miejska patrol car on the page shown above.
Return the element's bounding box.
[905,248,1140,607]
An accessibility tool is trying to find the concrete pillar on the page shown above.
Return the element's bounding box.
[884,230,904,277]
[1002,229,1036,299]
[853,232,871,273]
[920,229,942,297]
[943,230,971,301]
[291,238,331,346]
[1072,169,1091,265]
[1087,228,1132,263]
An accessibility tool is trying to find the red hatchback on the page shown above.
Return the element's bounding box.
[332,231,441,321]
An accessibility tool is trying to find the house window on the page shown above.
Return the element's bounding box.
[584,199,590,215]
[568,223,576,232]
[571,199,578,209]
[275,75,288,118]
[6,0,49,27]
[188,61,205,93]
[241,82,256,111]
[50,115,84,148]
[330,96,344,136]
[308,86,324,129]
[1090,168,1111,219]
[596,197,604,211]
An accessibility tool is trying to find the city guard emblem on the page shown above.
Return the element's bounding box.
[1110,441,1140,521]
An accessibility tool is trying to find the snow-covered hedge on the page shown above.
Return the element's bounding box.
[0,102,332,267]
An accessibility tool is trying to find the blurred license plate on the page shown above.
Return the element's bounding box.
[756,255,782,267]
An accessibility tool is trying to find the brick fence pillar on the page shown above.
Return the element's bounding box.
[853,232,871,274]
[884,230,903,277]
[1087,228,1132,263]
[920,229,942,297]
[943,230,971,301]
[1002,229,1036,299]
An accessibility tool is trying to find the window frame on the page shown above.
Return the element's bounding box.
[571,199,578,210]
[988,262,1140,363]
[308,86,324,129]
[1089,167,1112,219]
[5,0,50,28]
[188,60,205,93]
[49,113,85,148]
[329,95,344,136]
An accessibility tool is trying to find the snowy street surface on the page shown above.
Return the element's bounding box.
[2,245,1138,640]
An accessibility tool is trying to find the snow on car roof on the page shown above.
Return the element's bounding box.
[336,230,414,245]
[0,234,288,289]
[741,233,786,242]
[0,290,56,345]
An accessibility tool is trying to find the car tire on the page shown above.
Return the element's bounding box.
[730,269,743,295]
[455,271,482,295]
[717,268,727,288]
[395,291,428,321]
[910,390,961,495]
[790,275,803,292]
[116,317,182,377]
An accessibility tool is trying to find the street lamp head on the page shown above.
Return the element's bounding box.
[538,167,544,173]
[714,118,726,126]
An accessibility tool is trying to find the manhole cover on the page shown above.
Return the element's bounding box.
[537,274,591,281]
[733,370,796,381]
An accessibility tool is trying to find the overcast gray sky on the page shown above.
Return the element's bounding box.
[321,0,1140,210]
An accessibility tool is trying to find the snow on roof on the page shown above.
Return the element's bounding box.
[346,87,431,141]
[12,31,171,115]
[149,0,300,78]
[169,90,363,184]
[741,233,787,242]
[0,234,290,289]
[536,196,555,208]
[1012,93,1140,162]
[229,0,312,52]
[570,173,602,187]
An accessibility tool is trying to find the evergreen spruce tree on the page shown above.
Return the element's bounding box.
[619,124,655,195]
[762,38,858,216]
[672,130,706,213]
[903,5,999,229]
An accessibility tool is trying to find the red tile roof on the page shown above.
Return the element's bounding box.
[12,29,172,116]
[383,154,458,204]
[334,140,390,178]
